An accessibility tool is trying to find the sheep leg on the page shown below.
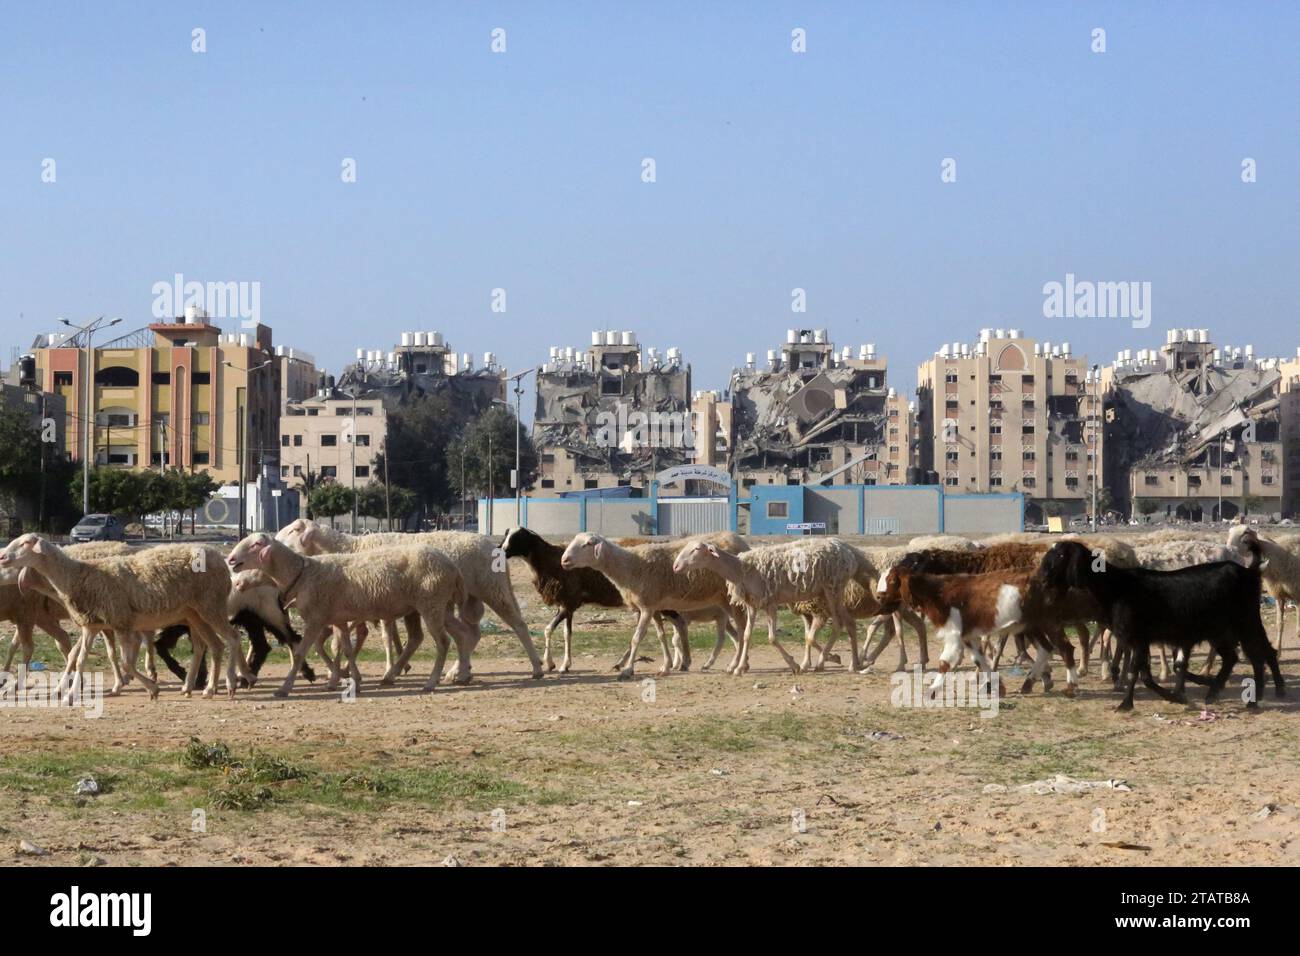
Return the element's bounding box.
[2,622,35,692]
[118,632,159,700]
[541,609,565,672]
[418,609,453,693]
[277,623,327,697]
[443,597,485,682]
[1157,645,1171,682]
[614,610,652,681]
[1203,644,1238,705]
[1075,622,1092,675]
[57,628,92,701]
[699,609,734,672]
[669,614,692,672]
[330,625,361,694]
[967,634,1001,698]
[481,594,545,680]
[1277,600,1286,653]
[102,631,126,696]
[648,613,674,673]
[766,607,801,675]
[381,615,424,685]
[559,612,575,673]
[857,613,896,671]
[799,614,823,673]
[728,609,755,676]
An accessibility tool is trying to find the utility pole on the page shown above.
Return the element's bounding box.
[382,440,392,531]
[507,368,534,528]
[487,431,494,536]
[60,316,120,514]
[342,386,359,533]
[1218,431,1225,522]
[460,443,467,531]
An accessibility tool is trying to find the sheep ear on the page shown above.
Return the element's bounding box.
[593,539,604,560]
[31,538,43,554]
[707,544,720,556]
[16,567,33,594]
[300,525,315,546]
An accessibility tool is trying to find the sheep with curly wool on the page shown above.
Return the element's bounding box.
[673,537,861,676]
[276,519,543,680]
[0,536,251,701]
[227,534,472,696]
[559,532,748,679]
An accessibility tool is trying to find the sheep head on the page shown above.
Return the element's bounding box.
[500,527,536,559]
[1036,541,1094,595]
[274,518,309,544]
[673,540,719,573]
[228,533,275,572]
[561,533,606,570]
[0,533,47,570]
[875,566,908,612]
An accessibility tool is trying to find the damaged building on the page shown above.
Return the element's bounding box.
[1102,329,1288,520]
[728,329,915,489]
[533,330,694,494]
[917,330,1102,520]
[332,331,507,414]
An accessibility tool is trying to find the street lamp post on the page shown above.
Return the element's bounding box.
[1089,365,1099,533]
[60,316,120,514]
[342,386,360,533]
[506,368,534,527]
[225,359,272,540]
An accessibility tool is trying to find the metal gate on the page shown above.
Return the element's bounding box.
[657,497,730,536]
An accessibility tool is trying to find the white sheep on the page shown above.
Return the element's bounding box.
[559,532,748,679]
[227,533,472,696]
[0,535,252,700]
[1229,525,1300,651]
[673,537,861,676]
[277,519,544,681]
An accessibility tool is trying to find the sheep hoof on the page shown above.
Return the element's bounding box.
[544,660,556,672]
[824,653,842,666]
[1019,679,1035,695]
[273,688,290,698]
[557,663,570,674]
[530,669,545,680]
[1062,684,1077,699]
[617,668,636,682]
[1114,701,1134,712]
[420,685,437,694]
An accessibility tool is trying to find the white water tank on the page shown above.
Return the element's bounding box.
[622,331,636,346]
[786,329,797,344]
[461,352,473,371]
[484,352,495,368]
[1009,328,1021,338]
[746,352,756,367]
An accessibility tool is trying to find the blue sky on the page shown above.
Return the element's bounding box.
[3,1,1296,411]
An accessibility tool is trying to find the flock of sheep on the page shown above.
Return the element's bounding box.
[0,517,1295,713]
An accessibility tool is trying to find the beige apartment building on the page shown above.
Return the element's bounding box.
[917,329,1101,519]
[1281,351,1300,518]
[279,392,388,489]
[28,307,314,485]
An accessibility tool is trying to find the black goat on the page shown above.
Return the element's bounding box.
[1037,540,1284,710]
[154,608,316,688]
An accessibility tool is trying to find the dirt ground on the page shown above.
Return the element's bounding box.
[3,568,1298,867]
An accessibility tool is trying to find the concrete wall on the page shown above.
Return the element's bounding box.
[862,485,943,534]
[942,493,1024,534]
[804,487,861,534]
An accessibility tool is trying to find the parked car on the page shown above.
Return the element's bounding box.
[70,513,126,543]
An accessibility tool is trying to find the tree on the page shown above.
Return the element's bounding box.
[309,482,354,522]
[381,393,460,510]
[295,468,323,519]
[446,405,538,506]
[0,405,44,503]
[1136,498,1159,516]
[355,481,419,530]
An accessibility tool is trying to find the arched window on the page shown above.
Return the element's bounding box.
[994,344,1026,372]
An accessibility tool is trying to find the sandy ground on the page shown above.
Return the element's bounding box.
[3,571,1298,867]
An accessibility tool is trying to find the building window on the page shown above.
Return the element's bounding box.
[1023,451,1035,461]
[355,466,370,478]
[152,372,171,385]
[584,479,598,489]
[321,435,337,447]
[945,476,959,486]
[541,453,555,464]
[191,372,210,385]
[946,451,959,462]
[193,452,209,464]
[1262,475,1275,485]
[1023,476,1036,487]
[990,477,1002,487]
[355,435,370,447]
[1145,475,1159,486]
[321,466,337,478]
[1022,424,1034,435]
[945,372,958,384]
[294,435,303,447]
[54,371,73,387]
[307,408,319,416]
[991,451,1002,461]
[989,424,1001,434]
[281,466,289,477]
[1221,475,1233,485]
[1188,475,1202,487]
[766,501,789,519]
[192,412,210,425]
[281,435,290,446]
[1065,477,1079,489]
[541,479,554,488]
[293,466,303,477]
